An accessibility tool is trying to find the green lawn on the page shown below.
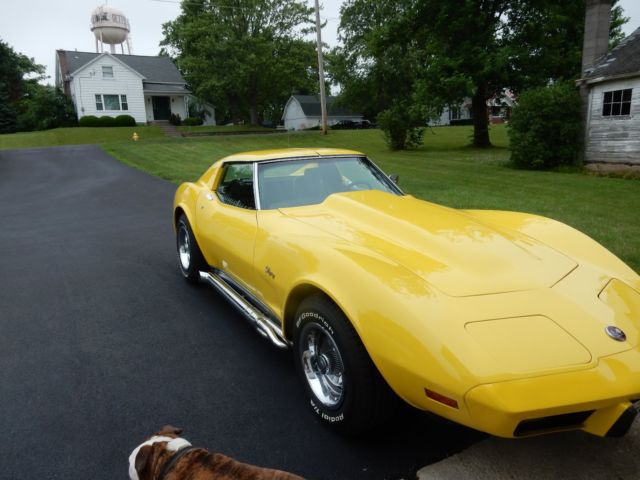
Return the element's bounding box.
[0,126,164,149]
[176,124,277,134]
[102,125,640,272]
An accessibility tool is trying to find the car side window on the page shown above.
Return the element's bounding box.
[216,163,256,210]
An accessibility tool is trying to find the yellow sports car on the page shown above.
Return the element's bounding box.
[173,148,640,437]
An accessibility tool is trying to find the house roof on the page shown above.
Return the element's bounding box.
[143,83,190,94]
[292,95,362,117]
[584,27,640,83]
[57,50,186,84]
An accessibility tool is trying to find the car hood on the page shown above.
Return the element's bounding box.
[282,190,577,296]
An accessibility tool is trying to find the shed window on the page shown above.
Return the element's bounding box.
[602,89,632,116]
[102,66,114,79]
[95,94,103,111]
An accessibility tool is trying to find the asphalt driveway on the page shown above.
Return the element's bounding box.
[0,145,482,480]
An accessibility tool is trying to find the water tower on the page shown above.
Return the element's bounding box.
[91,4,132,54]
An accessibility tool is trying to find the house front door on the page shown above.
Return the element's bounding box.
[152,96,171,120]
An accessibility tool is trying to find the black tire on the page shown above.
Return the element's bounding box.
[176,214,206,283]
[293,294,397,434]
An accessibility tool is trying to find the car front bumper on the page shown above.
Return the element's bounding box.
[464,347,640,438]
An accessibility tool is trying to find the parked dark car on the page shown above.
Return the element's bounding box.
[331,120,357,130]
[354,120,374,129]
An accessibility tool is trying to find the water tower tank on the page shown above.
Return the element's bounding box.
[91,5,132,54]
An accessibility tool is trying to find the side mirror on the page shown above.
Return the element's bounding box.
[389,174,399,185]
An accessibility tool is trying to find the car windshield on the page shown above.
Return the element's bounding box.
[257,156,401,209]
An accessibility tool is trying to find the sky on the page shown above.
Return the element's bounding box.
[1,0,639,86]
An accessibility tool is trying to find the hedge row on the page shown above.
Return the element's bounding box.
[79,115,136,127]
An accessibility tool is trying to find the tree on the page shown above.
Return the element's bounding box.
[0,38,45,133]
[334,0,628,148]
[16,84,77,132]
[161,0,319,125]
[330,1,433,149]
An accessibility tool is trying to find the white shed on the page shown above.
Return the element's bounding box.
[282,95,363,130]
[582,28,640,165]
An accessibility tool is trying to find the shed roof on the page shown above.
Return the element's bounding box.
[57,50,186,84]
[292,95,362,117]
[585,27,640,82]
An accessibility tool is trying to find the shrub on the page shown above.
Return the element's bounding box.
[114,114,136,127]
[377,104,424,150]
[98,116,116,127]
[182,117,203,126]
[169,113,182,126]
[79,115,100,127]
[508,82,582,170]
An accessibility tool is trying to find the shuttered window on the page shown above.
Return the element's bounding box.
[602,89,632,116]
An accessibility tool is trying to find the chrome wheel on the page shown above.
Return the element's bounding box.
[301,323,345,408]
[178,225,191,272]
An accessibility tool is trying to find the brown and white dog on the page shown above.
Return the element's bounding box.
[129,426,304,480]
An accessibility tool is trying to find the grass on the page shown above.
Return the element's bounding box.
[2,124,638,270]
[176,124,277,134]
[0,126,164,149]
[102,125,640,272]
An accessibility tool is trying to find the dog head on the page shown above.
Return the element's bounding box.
[128,425,192,480]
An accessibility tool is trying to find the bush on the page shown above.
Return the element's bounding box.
[508,82,582,169]
[182,117,203,126]
[377,104,424,150]
[79,115,100,127]
[98,116,116,127]
[169,113,182,126]
[114,114,136,127]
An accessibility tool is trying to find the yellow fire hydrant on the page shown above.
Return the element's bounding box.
[132,132,139,141]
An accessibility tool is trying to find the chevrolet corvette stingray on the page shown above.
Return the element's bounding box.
[173,148,640,437]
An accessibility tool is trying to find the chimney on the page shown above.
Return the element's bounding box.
[582,0,612,74]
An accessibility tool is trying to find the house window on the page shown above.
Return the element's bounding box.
[103,94,120,110]
[602,89,632,116]
[449,106,460,121]
[102,66,114,79]
[95,94,127,111]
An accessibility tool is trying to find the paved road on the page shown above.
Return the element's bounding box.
[418,421,639,479]
[0,145,482,480]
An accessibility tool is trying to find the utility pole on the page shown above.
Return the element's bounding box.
[314,0,328,135]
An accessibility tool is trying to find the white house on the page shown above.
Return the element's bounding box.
[283,95,363,130]
[429,90,516,126]
[581,28,640,165]
[430,102,473,126]
[55,50,211,124]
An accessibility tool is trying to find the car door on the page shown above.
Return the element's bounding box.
[196,162,258,293]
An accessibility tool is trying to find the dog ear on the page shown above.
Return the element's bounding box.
[135,445,153,476]
[159,425,183,436]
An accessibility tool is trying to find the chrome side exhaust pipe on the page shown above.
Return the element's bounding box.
[199,271,289,349]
